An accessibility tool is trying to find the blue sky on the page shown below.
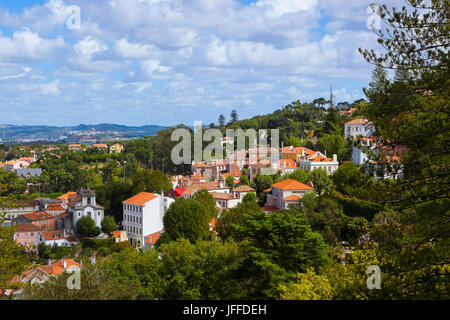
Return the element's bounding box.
[0,0,394,127]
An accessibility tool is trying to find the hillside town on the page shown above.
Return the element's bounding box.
[0,0,447,305]
[0,115,410,299]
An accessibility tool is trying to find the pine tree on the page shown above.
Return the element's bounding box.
[230,110,238,122]
[218,114,226,127]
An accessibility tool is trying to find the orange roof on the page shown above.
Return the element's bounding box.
[15,223,42,232]
[272,179,314,190]
[144,231,161,246]
[57,192,77,200]
[23,211,53,220]
[40,265,63,276]
[93,144,107,148]
[40,230,65,240]
[280,159,298,168]
[210,192,237,200]
[345,118,371,125]
[51,259,81,269]
[45,203,65,211]
[283,195,302,201]
[112,230,121,238]
[123,192,158,205]
[232,185,255,192]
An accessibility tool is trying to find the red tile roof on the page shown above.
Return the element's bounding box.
[232,185,255,192]
[57,192,77,200]
[174,188,185,198]
[23,211,53,221]
[272,179,314,190]
[51,259,81,269]
[45,203,65,211]
[345,118,371,125]
[283,195,302,201]
[15,223,42,232]
[123,192,158,205]
[144,231,161,246]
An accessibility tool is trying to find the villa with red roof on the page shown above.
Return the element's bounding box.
[265,179,315,210]
[344,118,376,140]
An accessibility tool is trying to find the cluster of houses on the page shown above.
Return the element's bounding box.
[0,156,42,178]
[345,118,405,179]
[68,143,123,153]
[2,189,107,250]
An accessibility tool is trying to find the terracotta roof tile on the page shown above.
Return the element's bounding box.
[272,179,314,190]
[123,192,158,205]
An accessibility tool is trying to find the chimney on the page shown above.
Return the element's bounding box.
[48,259,51,266]
[63,260,67,269]
[333,154,337,162]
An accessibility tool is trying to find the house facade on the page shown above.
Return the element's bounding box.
[265,179,315,210]
[68,189,104,231]
[344,118,376,140]
[122,192,175,247]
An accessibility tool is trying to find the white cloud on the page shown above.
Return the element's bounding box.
[74,36,108,58]
[40,80,61,95]
[0,29,64,61]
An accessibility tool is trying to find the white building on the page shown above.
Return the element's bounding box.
[351,137,376,166]
[299,154,339,175]
[210,192,241,210]
[68,189,104,231]
[122,192,174,247]
[344,119,376,140]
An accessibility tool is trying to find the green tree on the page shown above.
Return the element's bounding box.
[192,189,219,220]
[356,0,450,298]
[159,198,210,244]
[230,208,329,298]
[309,168,331,195]
[332,162,365,196]
[101,215,116,234]
[279,268,333,300]
[218,114,226,127]
[288,169,309,184]
[0,224,31,288]
[76,216,98,238]
[239,174,249,186]
[230,109,238,122]
[24,263,134,300]
[158,239,240,299]
[252,174,273,196]
[225,175,235,189]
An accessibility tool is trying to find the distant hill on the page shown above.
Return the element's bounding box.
[0,123,166,143]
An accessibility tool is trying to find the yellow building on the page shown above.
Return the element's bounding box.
[110,143,124,154]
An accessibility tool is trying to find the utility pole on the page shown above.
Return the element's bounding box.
[123,160,127,182]
[329,85,334,109]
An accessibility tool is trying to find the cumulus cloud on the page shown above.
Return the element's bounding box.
[0,0,386,125]
[0,29,65,62]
